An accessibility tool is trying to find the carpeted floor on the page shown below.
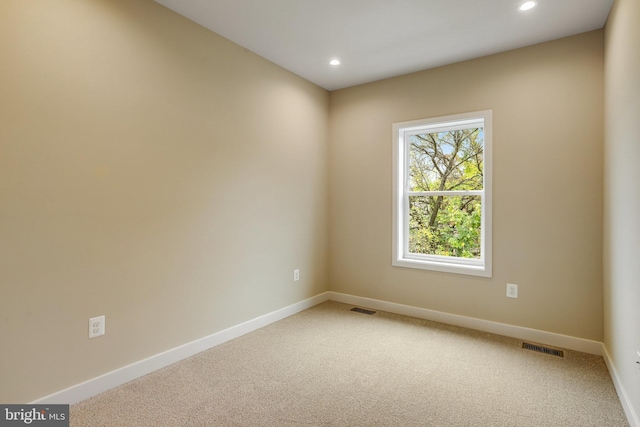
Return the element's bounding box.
[71,301,629,426]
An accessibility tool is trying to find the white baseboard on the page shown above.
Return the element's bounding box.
[34,289,632,427]
[333,291,639,426]
[602,346,640,427]
[327,292,604,355]
[31,292,330,405]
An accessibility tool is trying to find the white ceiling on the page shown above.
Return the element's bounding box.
[153,0,613,91]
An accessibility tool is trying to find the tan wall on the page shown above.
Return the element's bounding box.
[604,0,640,418]
[329,31,604,340]
[0,0,329,402]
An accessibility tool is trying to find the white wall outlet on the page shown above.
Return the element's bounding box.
[506,283,518,299]
[636,351,640,373]
[293,269,300,281]
[89,315,105,338]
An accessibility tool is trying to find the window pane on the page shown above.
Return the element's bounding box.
[408,195,481,259]
[408,128,484,192]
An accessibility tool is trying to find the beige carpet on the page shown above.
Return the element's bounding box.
[71,301,629,426]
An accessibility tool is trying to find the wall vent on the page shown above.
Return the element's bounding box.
[522,342,564,357]
[350,307,376,315]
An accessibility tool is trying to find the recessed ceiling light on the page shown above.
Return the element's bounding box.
[329,59,341,66]
[519,1,537,11]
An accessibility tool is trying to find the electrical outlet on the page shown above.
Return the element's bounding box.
[293,269,300,282]
[636,351,640,373]
[89,315,105,338]
[506,283,518,299]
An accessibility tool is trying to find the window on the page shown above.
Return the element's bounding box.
[392,110,492,277]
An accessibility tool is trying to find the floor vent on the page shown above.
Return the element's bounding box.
[522,342,564,357]
[350,307,376,315]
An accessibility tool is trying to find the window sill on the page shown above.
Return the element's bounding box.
[392,257,492,277]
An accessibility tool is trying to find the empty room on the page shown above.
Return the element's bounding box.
[1,0,638,425]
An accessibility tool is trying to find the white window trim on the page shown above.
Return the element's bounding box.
[392,110,492,277]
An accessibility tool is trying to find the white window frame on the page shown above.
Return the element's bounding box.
[392,110,492,277]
